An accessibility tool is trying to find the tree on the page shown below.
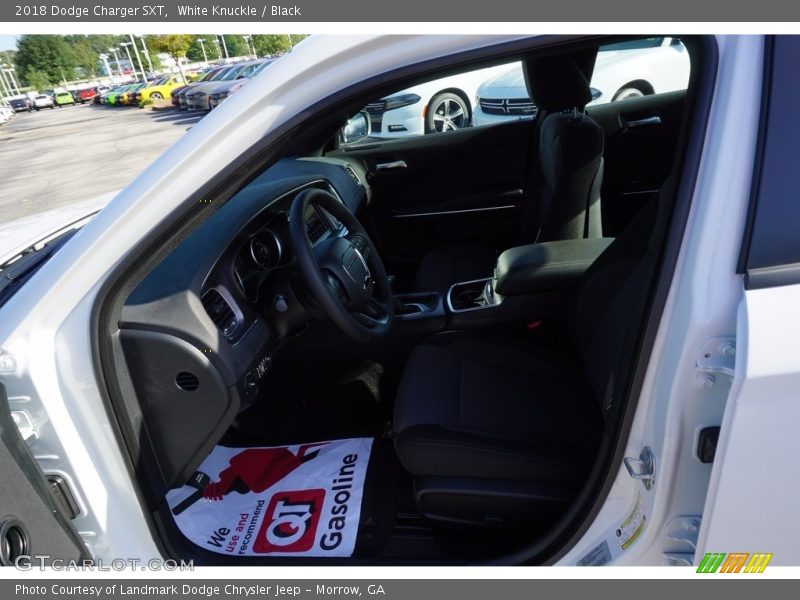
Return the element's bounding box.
[221,35,247,58]
[25,68,52,92]
[185,35,212,62]
[0,50,16,66]
[15,35,76,86]
[147,34,193,83]
[251,35,292,57]
[71,39,99,78]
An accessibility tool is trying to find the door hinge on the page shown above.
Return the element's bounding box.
[695,337,736,389]
[624,446,656,490]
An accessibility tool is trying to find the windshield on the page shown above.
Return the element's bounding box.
[209,67,234,82]
[238,63,263,78]
[222,65,248,80]
[253,60,274,75]
[197,69,219,82]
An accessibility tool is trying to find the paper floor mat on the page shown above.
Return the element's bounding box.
[166,438,373,557]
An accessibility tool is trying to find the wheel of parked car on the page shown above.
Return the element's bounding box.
[612,86,646,101]
[426,92,470,133]
[150,92,163,100]
[289,187,394,342]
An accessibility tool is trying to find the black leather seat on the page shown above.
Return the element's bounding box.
[394,189,664,528]
[415,54,605,292]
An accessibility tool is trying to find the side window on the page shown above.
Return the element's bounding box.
[350,36,691,143]
[742,37,800,288]
[590,37,689,104]
[357,61,520,141]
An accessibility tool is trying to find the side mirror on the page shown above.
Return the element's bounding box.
[339,111,371,145]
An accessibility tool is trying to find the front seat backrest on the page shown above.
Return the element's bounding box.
[523,55,604,243]
[567,182,670,421]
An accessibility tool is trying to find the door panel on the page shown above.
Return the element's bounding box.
[588,90,686,235]
[328,120,535,281]
[0,384,88,566]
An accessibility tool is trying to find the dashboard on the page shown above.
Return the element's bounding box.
[118,156,368,491]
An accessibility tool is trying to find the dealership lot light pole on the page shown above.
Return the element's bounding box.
[197,38,209,64]
[108,47,122,77]
[244,35,256,59]
[219,35,230,60]
[3,66,20,94]
[1,65,19,94]
[137,35,155,78]
[128,34,147,81]
[99,54,113,79]
[119,42,135,79]
[0,68,10,97]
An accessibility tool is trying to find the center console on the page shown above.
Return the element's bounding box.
[391,237,614,332]
[445,237,614,329]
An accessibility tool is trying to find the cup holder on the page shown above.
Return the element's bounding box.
[447,278,497,312]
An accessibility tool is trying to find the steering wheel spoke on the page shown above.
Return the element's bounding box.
[352,298,391,329]
[289,187,394,342]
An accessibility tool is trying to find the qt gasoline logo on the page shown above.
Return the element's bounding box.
[696,552,773,573]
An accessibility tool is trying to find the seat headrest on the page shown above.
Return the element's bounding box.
[523,54,592,113]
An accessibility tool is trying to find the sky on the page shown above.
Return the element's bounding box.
[0,35,19,52]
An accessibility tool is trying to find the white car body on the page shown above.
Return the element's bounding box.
[0,35,797,567]
[32,94,54,109]
[367,62,514,137]
[473,37,691,126]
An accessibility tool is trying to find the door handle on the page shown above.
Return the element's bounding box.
[624,115,662,129]
[376,160,408,172]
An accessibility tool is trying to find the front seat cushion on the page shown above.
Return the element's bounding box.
[393,332,603,486]
[414,243,499,292]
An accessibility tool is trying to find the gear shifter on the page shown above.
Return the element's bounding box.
[387,275,410,314]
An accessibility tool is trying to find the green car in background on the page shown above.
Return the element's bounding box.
[54,90,75,107]
[105,84,137,106]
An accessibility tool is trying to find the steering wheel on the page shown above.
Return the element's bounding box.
[289,187,394,342]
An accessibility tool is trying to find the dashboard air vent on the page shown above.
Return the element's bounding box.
[343,164,360,185]
[201,289,238,338]
[175,372,200,392]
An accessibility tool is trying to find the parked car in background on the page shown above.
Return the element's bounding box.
[473,37,690,126]
[172,67,226,109]
[119,83,146,106]
[32,94,54,110]
[54,91,76,107]
[9,96,32,112]
[133,74,186,105]
[185,62,259,111]
[208,58,275,110]
[75,88,97,104]
[362,62,513,137]
[105,84,138,106]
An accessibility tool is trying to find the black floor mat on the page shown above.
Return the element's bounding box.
[223,359,394,447]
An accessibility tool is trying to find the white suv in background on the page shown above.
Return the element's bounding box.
[473,37,691,126]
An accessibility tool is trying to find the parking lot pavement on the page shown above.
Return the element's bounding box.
[0,104,203,224]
